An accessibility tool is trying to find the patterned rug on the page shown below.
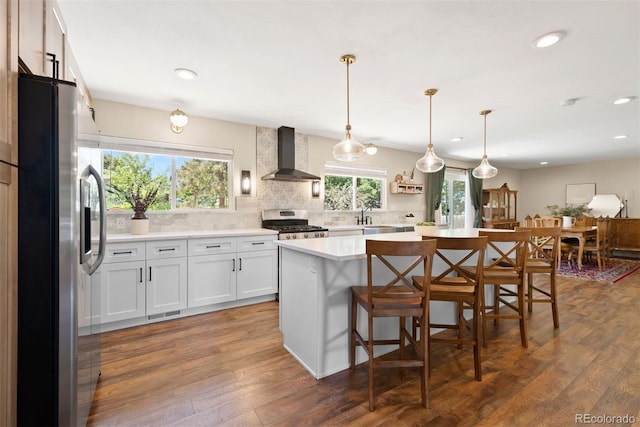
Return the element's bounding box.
[557,258,640,283]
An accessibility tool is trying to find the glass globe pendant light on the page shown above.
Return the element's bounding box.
[332,54,365,162]
[415,89,445,173]
[472,109,498,179]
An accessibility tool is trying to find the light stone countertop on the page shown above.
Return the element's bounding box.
[275,228,490,261]
[107,228,278,243]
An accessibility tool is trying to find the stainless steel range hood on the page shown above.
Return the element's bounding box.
[262,126,321,182]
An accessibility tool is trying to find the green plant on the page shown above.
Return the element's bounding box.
[416,221,436,226]
[545,204,592,218]
[108,184,159,219]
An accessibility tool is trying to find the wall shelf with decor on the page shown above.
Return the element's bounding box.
[390,182,424,194]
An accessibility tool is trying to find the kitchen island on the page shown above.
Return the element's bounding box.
[275,228,493,379]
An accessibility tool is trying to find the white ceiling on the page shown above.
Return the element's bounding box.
[57,0,639,170]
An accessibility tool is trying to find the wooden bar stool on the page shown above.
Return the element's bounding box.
[412,236,487,381]
[476,230,531,348]
[350,238,437,411]
[515,226,561,328]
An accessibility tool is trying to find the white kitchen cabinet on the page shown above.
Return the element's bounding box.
[100,260,146,323]
[236,249,277,299]
[188,253,237,307]
[188,235,277,307]
[145,240,188,315]
[98,241,146,324]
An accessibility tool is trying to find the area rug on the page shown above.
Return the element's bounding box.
[557,258,640,283]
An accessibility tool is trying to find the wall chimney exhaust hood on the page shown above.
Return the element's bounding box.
[262,126,321,182]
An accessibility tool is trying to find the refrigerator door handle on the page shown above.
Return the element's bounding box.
[79,165,106,275]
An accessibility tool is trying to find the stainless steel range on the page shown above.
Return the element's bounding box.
[262,209,329,240]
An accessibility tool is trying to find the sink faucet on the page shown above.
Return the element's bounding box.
[356,206,372,225]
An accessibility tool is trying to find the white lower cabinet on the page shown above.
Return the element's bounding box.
[145,240,188,315]
[236,249,277,299]
[95,233,277,330]
[100,260,146,323]
[188,235,277,308]
[188,253,237,307]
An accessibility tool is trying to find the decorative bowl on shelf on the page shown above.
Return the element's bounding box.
[414,223,439,236]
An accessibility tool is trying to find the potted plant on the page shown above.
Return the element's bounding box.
[414,221,438,236]
[545,204,592,227]
[108,184,159,234]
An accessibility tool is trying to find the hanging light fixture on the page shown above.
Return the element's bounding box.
[472,110,498,179]
[332,54,365,162]
[364,143,378,155]
[170,109,188,133]
[415,89,445,173]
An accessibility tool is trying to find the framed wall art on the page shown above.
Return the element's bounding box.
[565,183,595,205]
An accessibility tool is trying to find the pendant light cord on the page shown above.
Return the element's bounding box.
[346,58,351,132]
[480,109,492,156]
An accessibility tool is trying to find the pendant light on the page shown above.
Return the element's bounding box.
[472,110,498,179]
[332,54,365,162]
[415,89,445,173]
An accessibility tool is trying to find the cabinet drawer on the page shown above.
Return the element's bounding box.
[189,237,237,256]
[103,242,146,264]
[146,240,187,260]
[237,235,277,252]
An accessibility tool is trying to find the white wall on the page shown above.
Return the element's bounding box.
[519,157,640,220]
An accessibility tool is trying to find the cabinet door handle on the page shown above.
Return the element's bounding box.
[159,248,176,252]
[113,250,133,255]
[239,258,242,271]
[232,259,235,272]
[149,266,152,281]
[206,244,221,248]
[251,242,265,246]
[139,267,143,283]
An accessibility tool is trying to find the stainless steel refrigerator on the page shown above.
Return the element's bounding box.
[17,73,106,426]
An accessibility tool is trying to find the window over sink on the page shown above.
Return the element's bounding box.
[78,135,233,212]
[323,162,387,211]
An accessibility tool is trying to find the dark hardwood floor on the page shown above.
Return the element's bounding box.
[88,269,640,426]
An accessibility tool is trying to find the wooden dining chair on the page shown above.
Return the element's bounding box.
[534,216,571,267]
[350,238,437,411]
[515,226,561,328]
[569,216,609,271]
[475,230,531,348]
[411,236,487,381]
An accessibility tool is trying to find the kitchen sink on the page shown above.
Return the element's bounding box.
[363,225,407,235]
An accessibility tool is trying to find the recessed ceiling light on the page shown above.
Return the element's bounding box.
[612,96,636,105]
[450,137,463,142]
[533,31,566,48]
[174,68,198,80]
[613,135,628,139]
[540,161,549,165]
[500,153,510,157]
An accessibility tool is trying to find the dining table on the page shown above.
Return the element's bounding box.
[561,225,597,269]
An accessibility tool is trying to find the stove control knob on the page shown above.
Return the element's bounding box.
[292,234,297,239]
[304,233,309,238]
[285,235,291,240]
[318,232,325,237]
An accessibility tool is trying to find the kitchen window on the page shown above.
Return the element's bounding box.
[323,162,386,211]
[79,135,233,212]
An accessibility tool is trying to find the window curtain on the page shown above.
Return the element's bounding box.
[424,168,445,222]
[468,168,483,227]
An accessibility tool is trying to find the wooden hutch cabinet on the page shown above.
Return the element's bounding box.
[482,183,519,229]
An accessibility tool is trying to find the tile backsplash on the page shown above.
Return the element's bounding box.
[107,126,424,234]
